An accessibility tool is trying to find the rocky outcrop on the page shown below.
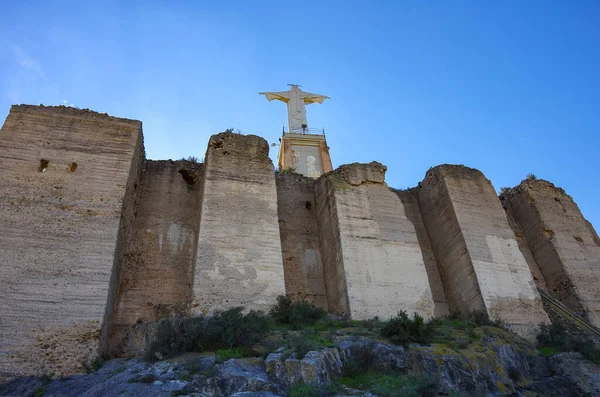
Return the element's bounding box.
[549,353,600,396]
[266,348,343,387]
[4,331,600,396]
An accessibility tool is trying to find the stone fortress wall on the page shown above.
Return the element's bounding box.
[0,105,599,378]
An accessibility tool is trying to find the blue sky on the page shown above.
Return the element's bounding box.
[1,1,599,229]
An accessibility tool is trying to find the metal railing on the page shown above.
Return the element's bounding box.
[282,126,325,135]
[538,289,600,337]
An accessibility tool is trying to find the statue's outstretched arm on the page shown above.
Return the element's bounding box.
[259,91,291,103]
[301,92,330,104]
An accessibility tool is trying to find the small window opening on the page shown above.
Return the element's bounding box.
[39,159,49,172]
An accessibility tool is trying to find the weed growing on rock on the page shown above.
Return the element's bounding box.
[380,311,434,346]
[284,330,334,359]
[289,383,338,397]
[216,347,245,362]
[526,173,537,180]
[27,374,52,397]
[179,156,202,163]
[276,166,296,175]
[341,341,378,376]
[269,295,327,330]
[339,372,438,397]
[138,373,157,383]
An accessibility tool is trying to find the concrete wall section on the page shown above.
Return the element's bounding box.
[108,160,203,356]
[417,168,484,315]
[418,165,549,338]
[502,180,600,327]
[318,162,435,320]
[394,189,449,317]
[194,133,285,313]
[314,175,349,316]
[0,105,143,377]
[275,173,328,309]
[502,204,550,293]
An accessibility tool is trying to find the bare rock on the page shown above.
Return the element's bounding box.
[549,352,600,396]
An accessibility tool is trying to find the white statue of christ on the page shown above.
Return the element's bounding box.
[259,85,329,133]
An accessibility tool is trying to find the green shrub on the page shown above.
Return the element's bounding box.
[90,357,103,372]
[285,331,334,359]
[537,323,600,364]
[277,167,296,175]
[380,311,434,346]
[269,295,327,330]
[539,346,558,357]
[145,307,273,361]
[341,341,378,377]
[289,384,321,397]
[217,347,245,361]
[340,372,438,397]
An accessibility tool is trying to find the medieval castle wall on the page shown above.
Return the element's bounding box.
[394,189,449,317]
[502,180,600,328]
[0,105,144,377]
[108,160,204,356]
[417,166,550,338]
[193,133,286,314]
[315,163,436,320]
[276,174,328,310]
[0,105,598,378]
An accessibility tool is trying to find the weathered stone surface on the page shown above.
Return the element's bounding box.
[265,348,343,387]
[407,336,548,396]
[315,162,435,320]
[417,165,550,339]
[0,105,144,377]
[501,180,600,328]
[335,336,406,372]
[549,352,600,396]
[313,171,348,315]
[275,173,328,309]
[193,133,285,313]
[109,160,204,356]
[211,358,278,396]
[328,161,386,186]
[503,204,551,293]
[394,189,450,317]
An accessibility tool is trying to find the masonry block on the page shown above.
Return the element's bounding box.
[108,160,204,356]
[501,179,600,327]
[193,133,285,313]
[417,165,550,339]
[394,189,450,317]
[315,162,435,320]
[0,105,143,377]
[275,173,328,309]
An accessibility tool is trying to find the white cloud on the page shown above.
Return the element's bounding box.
[10,44,46,80]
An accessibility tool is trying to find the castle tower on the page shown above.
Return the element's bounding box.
[260,85,333,177]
